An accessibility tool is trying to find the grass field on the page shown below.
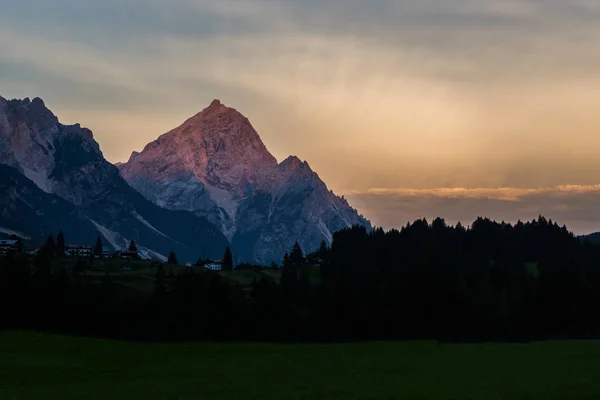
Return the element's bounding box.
[1,332,600,399]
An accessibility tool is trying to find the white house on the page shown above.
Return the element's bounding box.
[65,244,92,257]
[0,239,19,256]
[202,260,223,271]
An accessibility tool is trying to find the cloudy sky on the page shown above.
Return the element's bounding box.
[2,0,600,233]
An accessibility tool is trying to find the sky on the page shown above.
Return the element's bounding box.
[1,0,600,233]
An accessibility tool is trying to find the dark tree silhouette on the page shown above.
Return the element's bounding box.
[289,242,306,266]
[43,234,55,257]
[2,214,600,343]
[283,252,289,268]
[223,247,233,271]
[56,231,65,257]
[128,240,138,254]
[317,240,330,263]
[94,236,103,258]
[167,251,178,265]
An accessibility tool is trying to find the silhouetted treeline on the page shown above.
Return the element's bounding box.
[2,216,600,342]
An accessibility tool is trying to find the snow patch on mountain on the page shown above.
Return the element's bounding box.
[206,185,240,238]
[136,245,168,262]
[0,227,30,239]
[317,219,333,244]
[132,210,177,243]
[206,185,239,219]
[89,219,167,261]
[89,219,128,250]
[21,166,52,193]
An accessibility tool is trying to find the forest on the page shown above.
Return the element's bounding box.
[1,215,600,342]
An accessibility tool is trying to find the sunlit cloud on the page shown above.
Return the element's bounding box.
[346,185,600,202]
[346,185,600,234]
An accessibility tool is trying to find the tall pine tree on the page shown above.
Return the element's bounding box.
[94,236,103,258]
[223,247,233,271]
[289,242,306,266]
[43,234,55,257]
[56,231,65,257]
[167,251,178,265]
[317,240,329,263]
[128,240,138,254]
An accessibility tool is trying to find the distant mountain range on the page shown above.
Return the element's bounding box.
[0,95,370,263]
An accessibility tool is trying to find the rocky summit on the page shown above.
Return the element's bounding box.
[118,99,371,263]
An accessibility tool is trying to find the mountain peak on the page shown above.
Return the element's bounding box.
[200,99,229,116]
[31,97,46,108]
[281,155,311,171]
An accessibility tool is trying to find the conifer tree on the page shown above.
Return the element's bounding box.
[167,251,178,265]
[128,240,138,255]
[56,231,65,257]
[317,240,329,262]
[283,252,289,268]
[223,247,234,271]
[94,236,103,258]
[43,234,55,258]
[289,242,306,266]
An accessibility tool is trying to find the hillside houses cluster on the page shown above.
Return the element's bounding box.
[62,245,140,259]
[0,239,20,257]
[0,235,142,260]
[2,231,238,272]
[64,244,117,258]
[198,259,223,271]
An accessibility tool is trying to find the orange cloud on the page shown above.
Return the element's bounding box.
[345,185,600,202]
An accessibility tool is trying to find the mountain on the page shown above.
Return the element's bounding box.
[118,100,277,238]
[580,232,600,244]
[0,163,99,244]
[0,95,229,261]
[118,99,371,263]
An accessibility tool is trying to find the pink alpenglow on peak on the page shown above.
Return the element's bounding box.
[118,99,371,263]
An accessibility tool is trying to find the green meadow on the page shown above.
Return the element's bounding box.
[1,332,600,400]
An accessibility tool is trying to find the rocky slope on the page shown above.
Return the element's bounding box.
[0,163,99,244]
[119,100,371,263]
[118,100,278,237]
[0,96,229,262]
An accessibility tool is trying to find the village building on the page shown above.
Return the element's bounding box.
[201,259,223,271]
[120,250,138,259]
[65,244,92,258]
[94,248,114,258]
[0,239,19,257]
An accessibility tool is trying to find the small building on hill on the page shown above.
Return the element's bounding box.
[0,239,19,257]
[65,244,92,258]
[201,259,223,271]
[120,250,138,259]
